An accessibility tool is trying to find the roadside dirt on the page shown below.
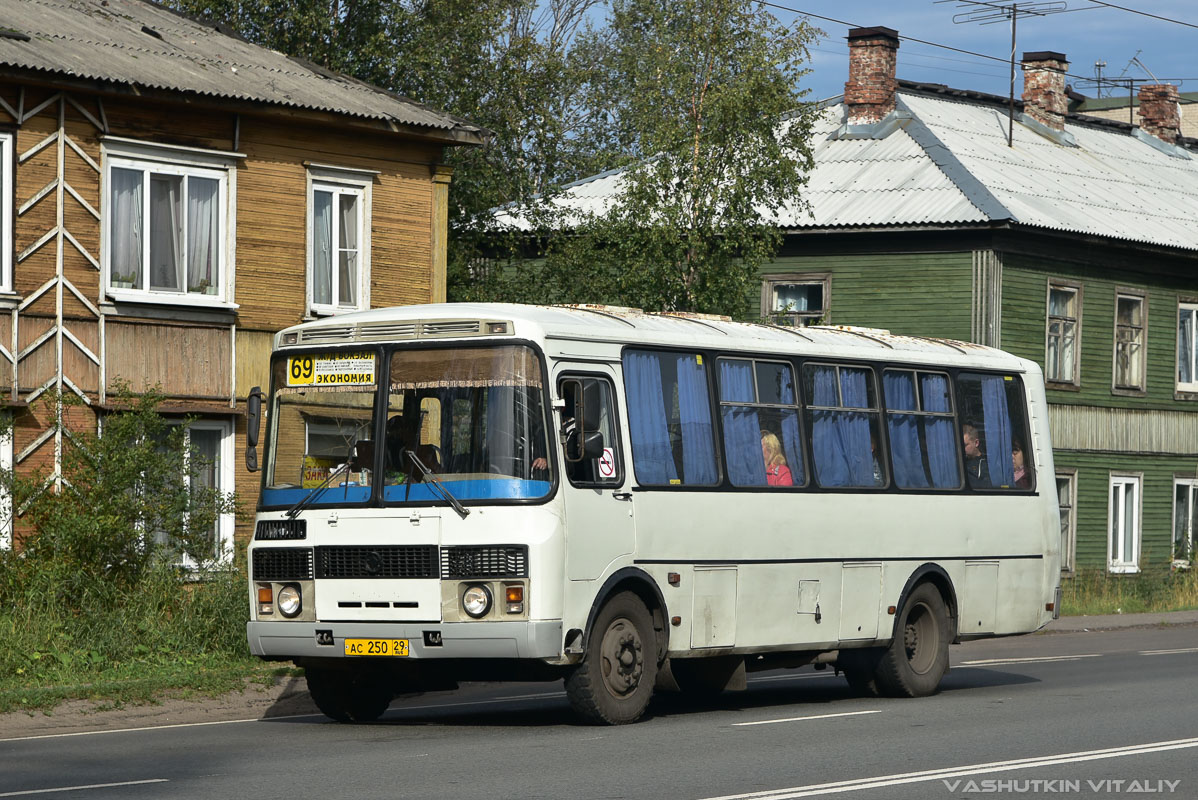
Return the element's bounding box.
[0,675,322,740]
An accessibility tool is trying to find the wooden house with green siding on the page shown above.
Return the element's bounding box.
[0,0,486,553]
[514,27,1198,578]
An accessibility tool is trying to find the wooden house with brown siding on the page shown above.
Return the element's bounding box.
[0,0,485,553]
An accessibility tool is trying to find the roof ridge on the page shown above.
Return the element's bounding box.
[894,95,1014,223]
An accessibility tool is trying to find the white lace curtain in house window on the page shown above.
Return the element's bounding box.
[313,190,333,306]
[187,177,219,295]
[110,168,144,288]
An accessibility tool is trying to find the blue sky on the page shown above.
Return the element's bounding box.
[764,1,1198,103]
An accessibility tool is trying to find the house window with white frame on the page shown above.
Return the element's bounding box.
[1178,302,1198,392]
[1174,478,1198,566]
[1056,471,1076,574]
[104,143,234,306]
[1108,473,1141,573]
[1113,292,1146,391]
[0,131,12,294]
[763,274,829,325]
[152,420,235,567]
[1046,283,1080,385]
[308,167,372,315]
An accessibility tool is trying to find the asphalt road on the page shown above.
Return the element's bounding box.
[3,624,1197,800]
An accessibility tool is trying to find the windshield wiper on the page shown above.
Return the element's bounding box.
[285,461,351,520]
[405,448,470,520]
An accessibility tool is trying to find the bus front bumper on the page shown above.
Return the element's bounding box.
[247,619,563,660]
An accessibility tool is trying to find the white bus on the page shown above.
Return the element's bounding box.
[245,303,1061,724]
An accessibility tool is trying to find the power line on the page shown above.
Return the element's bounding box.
[1083,0,1198,31]
[761,0,1196,90]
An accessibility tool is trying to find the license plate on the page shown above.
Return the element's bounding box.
[344,638,409,657]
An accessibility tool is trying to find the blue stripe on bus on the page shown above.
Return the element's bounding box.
[382,479,551,501]
[261,486,373,505]
[261,479,550,506]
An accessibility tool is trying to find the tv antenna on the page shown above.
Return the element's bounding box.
[1094,60,1106,97]
[936,0,1071,147]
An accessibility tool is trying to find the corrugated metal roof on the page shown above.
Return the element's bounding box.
[0,0,485,142]
[499,87,1198,251]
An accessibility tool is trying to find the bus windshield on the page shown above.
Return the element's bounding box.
[260,344,552,508]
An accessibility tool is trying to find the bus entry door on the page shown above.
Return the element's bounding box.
[556,368,634,581]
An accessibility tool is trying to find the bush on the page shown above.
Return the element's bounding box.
[0,390,254,703]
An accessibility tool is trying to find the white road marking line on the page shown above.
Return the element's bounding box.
[1140,647,1198,655]
[959,654,1101,666]
[698,735,1198,800]
[733,710,882,727]
[0,779,168,797]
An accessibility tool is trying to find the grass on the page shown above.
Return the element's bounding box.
[0,552,274,715]
[1060,565,1198,616]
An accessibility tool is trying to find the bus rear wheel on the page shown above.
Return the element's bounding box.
[305,666,394,723]
[875,583,950,698]
[566,591,657,724]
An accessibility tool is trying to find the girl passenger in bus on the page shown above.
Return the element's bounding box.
[761,431,793,486]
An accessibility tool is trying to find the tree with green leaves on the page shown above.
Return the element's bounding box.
[498,0,819,317]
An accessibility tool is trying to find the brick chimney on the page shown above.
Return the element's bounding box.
[845,26,900,125]
[1021,51,1069,131]
[1138,84,1181,145]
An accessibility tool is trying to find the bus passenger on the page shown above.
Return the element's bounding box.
[963,423,988,486]
[1012,438,1029,489]
[761,431,793,486]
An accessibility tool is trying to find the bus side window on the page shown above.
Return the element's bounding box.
[955,372,1033,490]
[622,350,718,486]
[803,363,886,489]
[560,377,622,487]
[883,369,962,490]
[718,358,805,488]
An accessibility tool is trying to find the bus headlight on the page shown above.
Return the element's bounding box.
[277,584,302,618]
[462,584,492,618]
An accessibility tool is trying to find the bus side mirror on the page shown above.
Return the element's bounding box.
[581,430,604,460]
[246,386,264,472]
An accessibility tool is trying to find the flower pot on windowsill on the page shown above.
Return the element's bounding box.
[110,278,135,290]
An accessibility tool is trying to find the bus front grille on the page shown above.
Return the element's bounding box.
[315,545,439,579]
[252,547,314,581]
[441,545,529,579]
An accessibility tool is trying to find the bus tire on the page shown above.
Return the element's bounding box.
[565,591,657,724]
[305,666,393,723]
[875,583,950,698]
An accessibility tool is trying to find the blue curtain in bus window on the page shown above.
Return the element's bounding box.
[921,373,960,488]
[811,366,872,487]
[884,372,929,489]
[623,351,679,484]
[777,369,805,486]
[981,375,1016,487]
[720,360,765,486]
[839,368,876,486]
[676,354,718,484]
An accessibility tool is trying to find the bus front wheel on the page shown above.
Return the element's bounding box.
[566,591,657,724]
[876,583,950,698]
[305,666,393,723]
